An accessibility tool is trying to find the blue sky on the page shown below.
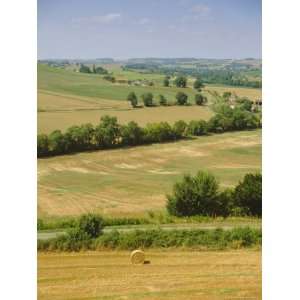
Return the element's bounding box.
[38,0,261,59]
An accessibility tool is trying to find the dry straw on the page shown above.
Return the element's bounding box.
[130,250,145,264]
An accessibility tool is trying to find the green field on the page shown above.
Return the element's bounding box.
[38,129,261,218]
[38,249,261,300]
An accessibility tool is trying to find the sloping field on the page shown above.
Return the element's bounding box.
[38,130,261,218]
[38,250,261,300]
[38,64,261,133]
[38,64,261,104]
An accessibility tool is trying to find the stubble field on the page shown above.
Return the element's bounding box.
[38,130,261,218]
[38,249,261,300]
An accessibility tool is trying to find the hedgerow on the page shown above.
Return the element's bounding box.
[37,227,261,252]
[38,107,261,157]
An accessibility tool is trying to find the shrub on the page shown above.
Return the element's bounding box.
[234,173,262,216]
[167,171,220,217]
[78,214,104,238]
[176,92,188,105]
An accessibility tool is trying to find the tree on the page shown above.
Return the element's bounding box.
[145,122,174,143]
[173,120,187,138]
[193,77,204,90]
[48,130,67,155]
[163,77,170,87]
[141,92,154,107]
[94,66,108,74]
[158,94,167,106]
[167,171,220,216]
[195,94,207,106]
[176,92,188,105]
[121,121,144,146]
[233,173,262,216]
[37,134,49,157]
[127,92,138,107]
[78,214,104,238]
[94,116,120,148]
[174,76,187,88]
[103,75,115,82]
[79,64,91,73]
[236,97,253,111]
[187,120,208,136]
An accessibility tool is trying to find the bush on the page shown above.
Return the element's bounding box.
[234,173,262,216]
[167,171,220,217]
[78,214,104,238]
[176,92,188,105]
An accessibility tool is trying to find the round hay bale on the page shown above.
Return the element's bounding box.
[130,250,145,264]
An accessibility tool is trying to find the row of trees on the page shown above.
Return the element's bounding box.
[79,64,108,75]
[127,91,207,107]
[38,106,261,157]
[167,172,262,217]
[163,76,204,90]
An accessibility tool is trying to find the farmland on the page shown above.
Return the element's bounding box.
[38,129,261,218]
[37,64,261,133]
[37,60,262,299]
[38,249,261,300]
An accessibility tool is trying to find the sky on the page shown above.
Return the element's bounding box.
[38,0,261,59]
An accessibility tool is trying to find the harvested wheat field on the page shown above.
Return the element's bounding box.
[38,249,261,300]
[38,130,261,218]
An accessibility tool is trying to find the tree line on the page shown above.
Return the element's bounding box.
[167,172,262,217]
[124,64,262,88]
[79,64,108,75]
[38,107,261,158]
[127,91,207,107]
